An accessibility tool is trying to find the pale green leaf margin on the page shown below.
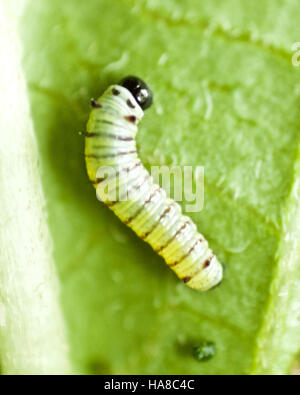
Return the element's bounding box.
[0,0,299,375]
[252,143,300,374]
[0,0,71,374]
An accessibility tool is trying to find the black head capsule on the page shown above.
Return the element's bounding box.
[119,76,153,111]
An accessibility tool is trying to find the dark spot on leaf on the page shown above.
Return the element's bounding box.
[192,342,216,362]
[88,359,112,375]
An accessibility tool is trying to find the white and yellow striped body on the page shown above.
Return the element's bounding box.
[85,85,223,291]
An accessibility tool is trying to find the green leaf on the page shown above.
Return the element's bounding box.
[0,0,71,374]
[6,0,300,374]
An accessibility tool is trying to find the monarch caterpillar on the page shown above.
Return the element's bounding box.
[85,76,223,291]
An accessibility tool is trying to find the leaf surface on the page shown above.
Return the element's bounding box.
[17,0,300,374]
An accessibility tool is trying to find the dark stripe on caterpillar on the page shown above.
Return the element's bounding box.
[112,88,121,95]
[140,201,177,240]
[93,119,134,128]
[182,276,192,283]
[180,255,215,285]
[114,161,142,177]
[91,177,105,185]
[91,99,102,108]
[84,131,134,141]
[122,173,151,199]
[85,150,137,159]
[155,220,190,254]
[107,173,151,207]
[124,115,137,124]
[91,145,136,151]
[168,238,204,267]
[93,161,142,187]
[182,254,215,284]
[203,254,215,269]
[127,99,136,109]
[124,188,160,226]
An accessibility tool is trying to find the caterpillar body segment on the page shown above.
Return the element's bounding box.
[85,77,223,291]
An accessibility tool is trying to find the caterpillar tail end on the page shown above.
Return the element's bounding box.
[185,258,224,292]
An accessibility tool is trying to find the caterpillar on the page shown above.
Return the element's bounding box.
[85,76,223,291]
